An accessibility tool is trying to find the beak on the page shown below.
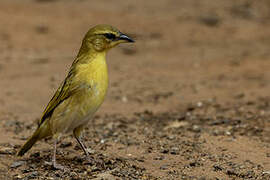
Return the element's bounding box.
[119,33,135,43]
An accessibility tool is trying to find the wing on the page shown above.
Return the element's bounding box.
[38,67,80,127]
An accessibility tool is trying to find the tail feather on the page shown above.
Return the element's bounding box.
[17,128,41,156]
[17,121,51,156]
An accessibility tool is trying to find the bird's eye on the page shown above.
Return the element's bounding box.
[104,33,116,40]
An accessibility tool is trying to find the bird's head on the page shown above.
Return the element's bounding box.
[80,24,134,53]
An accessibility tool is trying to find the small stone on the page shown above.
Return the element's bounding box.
[70,171,78,177]
[212,129,223,136]
[28,171,38,178]
[14,174,23,179]
[160,165,169,170]
[170,147,179,155]
[35,25,49,34]
[0,147,15,155]
[192,125,201,132]
[11,161,25,168]
[234,93,245,99]
[59,141,72,148]
[121,96,128,103]
[160,149,169,154]
[154,156,164,160]
[263,171,270,175]
[213,164,223,171]
[197,101,203,107]
[227,169,237,175]
[167,135,175,140]
[239,165,245,169]
[22,169,31,173]
[189,161,199,167]
[86,148,95,154]
[30,152,40,158]
[199,15,220,27]
[164,121,188,130]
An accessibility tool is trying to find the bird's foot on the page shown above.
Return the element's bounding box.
[53,163,65,170]
[45,161,66,170]
[83,156,95,165]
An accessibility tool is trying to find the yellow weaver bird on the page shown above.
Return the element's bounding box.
[17,24,134,169]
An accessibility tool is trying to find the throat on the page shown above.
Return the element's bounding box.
[76,48,107,65]
[77,51,109,93]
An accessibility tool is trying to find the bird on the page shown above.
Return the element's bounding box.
[17,24,134,169]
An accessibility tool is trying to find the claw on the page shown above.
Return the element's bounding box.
[53,162,65,170]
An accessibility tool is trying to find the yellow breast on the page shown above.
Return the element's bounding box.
[75,52,108,114]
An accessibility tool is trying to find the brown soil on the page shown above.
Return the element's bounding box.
[0,0,270,179]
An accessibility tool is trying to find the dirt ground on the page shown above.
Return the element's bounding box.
[0,0,270,179]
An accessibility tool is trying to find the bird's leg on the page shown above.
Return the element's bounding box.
[73,127,95,164]
[73,127,89,156]
[74,136,89,156]
[52,139,64,170]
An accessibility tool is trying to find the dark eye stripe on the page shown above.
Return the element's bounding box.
[104,33,116,40]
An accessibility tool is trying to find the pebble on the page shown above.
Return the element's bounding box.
[199,15,220,27]
[30,152,40,158]
[160,165,169,170]
[212,129,224,136]
[226,169,237,176]
[0,147,15,155]
[27,171,38,178]
[170,147,179,155]
[87,148,95,155]
[121,96,128,103]
[192,125,201,132]
[11,161,25,168]
[154,156,164,160]
[160,149,169,154]
[167,135,175,140]
[70,171,78,177]
[213,164,223,171]
[189,161,199,167]
[197,101,203,107]
[59,141,72,148]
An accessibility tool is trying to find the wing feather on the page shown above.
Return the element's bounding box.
[38,68,79,126]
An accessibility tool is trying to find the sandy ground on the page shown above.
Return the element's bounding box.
[0,0,270,179]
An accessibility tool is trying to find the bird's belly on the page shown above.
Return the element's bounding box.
[50,82,108,135]
[77,89,106,124]
[66,81,108,132]
[50,57,108,135]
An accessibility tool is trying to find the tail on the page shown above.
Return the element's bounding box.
[17,128,41,156]
[17,122,50,156]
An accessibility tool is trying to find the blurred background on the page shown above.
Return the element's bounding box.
[0,0,270,179]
